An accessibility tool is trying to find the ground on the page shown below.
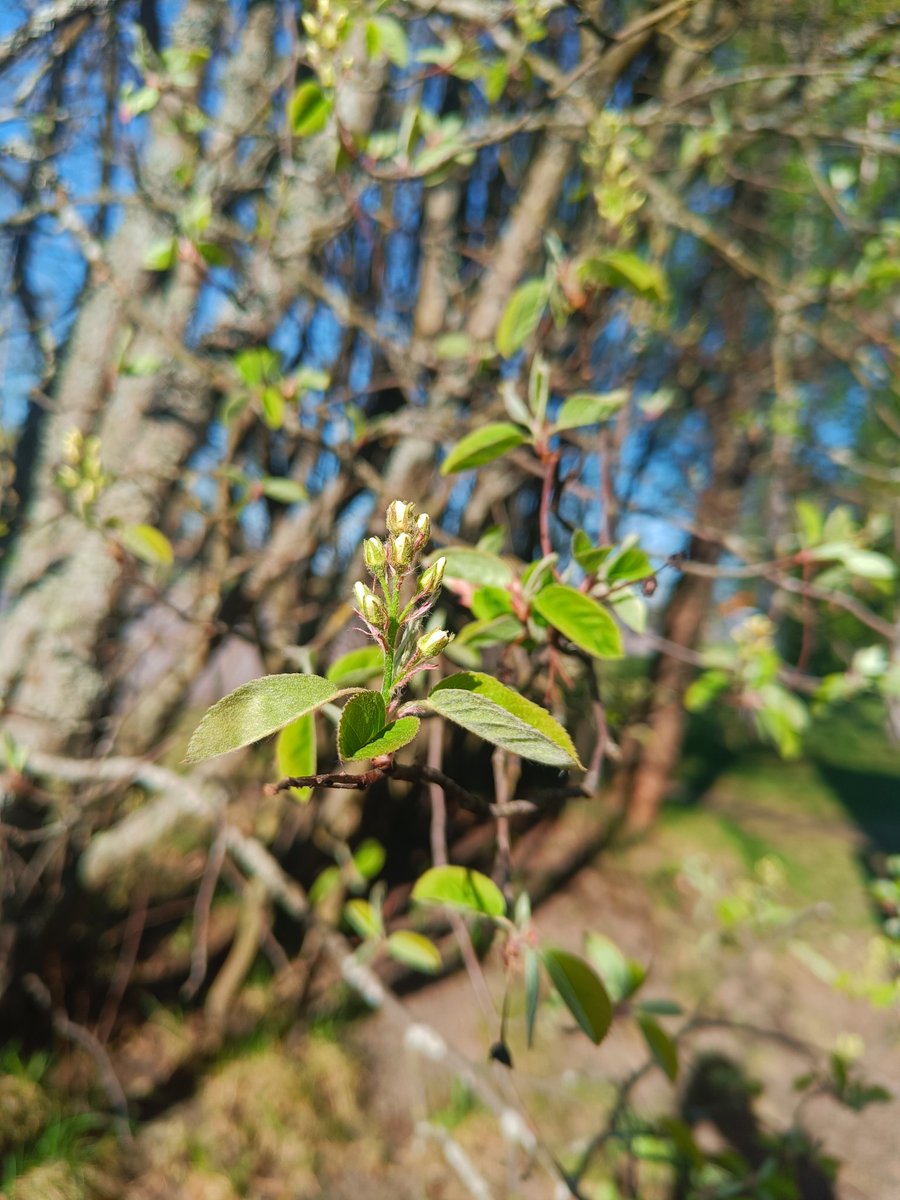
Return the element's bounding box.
[3,752,898,1200]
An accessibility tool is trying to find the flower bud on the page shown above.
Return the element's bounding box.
[418,557,445,595]
[392,531,414,568]
[417,629,452,658]
[415,512,431,543]
[354,581,385,627]
[364,537,386,575]
[386,499,416,537]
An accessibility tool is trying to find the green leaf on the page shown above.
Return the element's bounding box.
[441,422,528,474]
[437,548,514,587]
[260,477,307,504]
[605,546,653,586]
[584,933,633,1004]
[471,586,514,620]
[260,386,284,430]
[326,646,384,687]
[636,999,683,1017]
[387,931,442,974]
[532,584,622,659]
[456,615,523,648]
[288,81,332,137]
[637,1015,679,1082]
[571,531,612,575]
[495,279,548,358]
[581,251,669,304]
[120,523,174,566]
[186,674,355,762]
[684,669,731,713]
[353,839,385,880]
[842,549,896,580]
[122,84,160,116]
[425,671,582,769]
[542,948,612,1045]
[525,947,540,1048]
[555,390,628,432]
[309,865,341,907]
[611,589,646,634]
[368,16,409,66]
[276,713,316,802]
[338,691,419,761]
[412,865,506,918]
[121,354,164,377]
[196,241,229,267]
[344,898,383,940]
[234,347,278,387]
[143,236,177,271]
[433,332,471,360]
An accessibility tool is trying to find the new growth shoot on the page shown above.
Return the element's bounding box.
[353,500,451,713]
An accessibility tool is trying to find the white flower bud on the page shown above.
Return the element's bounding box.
[417,629,452,658]
[415,512,431,543]
[354,581,385,627]
[392,531,414,567]
[386,499,416,537]
[363,537,386,574]
[419,557,445,595]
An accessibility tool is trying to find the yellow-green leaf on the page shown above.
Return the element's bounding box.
[120,523,174,566]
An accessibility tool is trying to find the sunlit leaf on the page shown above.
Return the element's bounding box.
[120,523,174,566]
[441,422,529,474]
[187,675,356,762]
[326,646,384,687]
[425,671,582,768]
[532,584,622,659]
[412,865,506,918]
[288,81,332,137]
[344,898,383,940]
[338,691,419,760]
[387,931,442,974]
[276,712,316,801]
[555,390,628,432]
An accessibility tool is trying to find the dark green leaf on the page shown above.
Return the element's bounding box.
[532,584,622,659]
[338,690,420,761]
[441,422,528,474]
[186,674,355,762]
[525,947,540,1048]
[637,1015,679,1082]
[542,948,612,1045]
[412,865,506,918]
[425,671,582,768]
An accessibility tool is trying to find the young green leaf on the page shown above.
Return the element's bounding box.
[554,390,628,432]
[276,713,316,802]
[424,671,582,768]
[353,839,386,880]
[344,898,384,940]
[288,81,332,137]
[412,865,506,918]
[186,675,356,762]
[542,948,612,1045]
[471,586,514,620]
[120,523,174,566]
[260,386,284,430]
[571,530,612,575]
[338,692,420,761]
[436,547,514,587]
[387,931,443,974]
[441,422,528,474]
[495,279,548,358]
[637,1015,679,1082]
[532,584,622,659]
[143,235,177,271]
[260,477,307,505]
[367,15,409,66]
[605,546,653,585]
[326,645,384,687]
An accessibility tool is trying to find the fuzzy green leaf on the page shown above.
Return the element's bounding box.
[338,691,419,761]
[186,674,354,762]
[424,671,582,768]
[441,422,528,474]
[532,584,622,659]
[412,865,506,918]
[542,948,612,1045]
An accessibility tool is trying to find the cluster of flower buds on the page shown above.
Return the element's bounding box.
[352,500,453,688]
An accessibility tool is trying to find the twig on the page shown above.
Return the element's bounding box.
[183,827,228,1000]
